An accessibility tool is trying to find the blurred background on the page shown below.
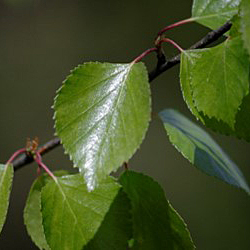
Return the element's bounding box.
[0,0,249,249]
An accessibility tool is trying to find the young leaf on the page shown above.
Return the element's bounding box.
[84,189,132,250]
[0,164,13,234]
[119,171,195,250]
[159,109,250,194]
[54,62,151,190]
[240,0,250,55]
[24,171,68,250]
[41,174,122,250]
[180,37,250,129]
[192,0,240,30]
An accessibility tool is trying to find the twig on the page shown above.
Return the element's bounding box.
[156,38,184,53]
[12,21,232,172]
[156,18,193,37]
[35,152,57,181]
[132,48,158,64]
[13,137,60,171]
[149,21,232,82]
[7,148,27,165]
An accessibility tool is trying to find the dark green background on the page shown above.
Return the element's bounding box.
[0,0,249,249]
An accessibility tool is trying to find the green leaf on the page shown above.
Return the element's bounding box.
[179,50,201,119]
[196,91,250,142]
[24,175,50,250]
[54,62,151,190]
[41,174,122,250]
[24,171,68,250]
[0,163,13,234]
[233,92,250,140]
[180,37,250,129]
[84,189,132,250]
[180,36,250,141]
[159,109,250,194]
[119,171,195,250]
[192,0,240,30]
[240,0,250,55]
[229,14,241,38]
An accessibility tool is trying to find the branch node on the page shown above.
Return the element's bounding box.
[12,21,232,172]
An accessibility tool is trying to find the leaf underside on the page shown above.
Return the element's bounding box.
[159,109,250,195]
[54,62,151,190]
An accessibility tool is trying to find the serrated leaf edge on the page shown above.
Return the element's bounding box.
[120,171,195,249]
[53,62,151,190]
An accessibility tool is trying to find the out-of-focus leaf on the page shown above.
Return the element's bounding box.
[159,109,250,194]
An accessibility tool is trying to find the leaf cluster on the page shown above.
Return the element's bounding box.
[1,0,250,249]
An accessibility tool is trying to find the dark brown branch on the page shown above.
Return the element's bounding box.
[13,137,60,171]
[13,21,232,171]
[149,21,232,82]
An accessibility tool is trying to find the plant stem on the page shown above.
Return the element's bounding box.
[157,18,193,37]
[35,152,57,181]
[13,137,60,171]
[149,21,232,81]
[12,21,232,172]
[156,38,184,53]
[6,148,27,165]
[132,48,158,64]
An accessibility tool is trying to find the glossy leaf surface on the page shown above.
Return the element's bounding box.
[0,164,13,234]
[84,189,132,250]
[24,171,68,250]
[240,0,250,55]
[180,37,249,129]
[159,109,250,194]
[119,171,195,249]
[54,62,151,190]
[192,0,240,30]
[41,174,121,250]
